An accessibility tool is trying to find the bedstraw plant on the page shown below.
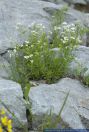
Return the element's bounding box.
[6,7,85,131]
[9,22,82,84]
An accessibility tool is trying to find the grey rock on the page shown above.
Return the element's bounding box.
[43,4,67,16]
[41,45,89,79]
[0,0,89,55]
[69,46,89,77]
[64,0,87,5]
[0,0,59,54]
[85,0,89,3]
[41,0,66,4]
[29,78,89,129]
[0,79,27,130]
[64,8,88,45]
[65,8,85,24]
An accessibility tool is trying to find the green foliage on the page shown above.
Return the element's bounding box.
[83,75,89,86]
[71,61,89,87]
[73,61,87,79]
[51,6,68,28]
[4,7,88,131]
[8,6,85,86]
[24,83,31,101]
[9,21,81,84]
[7,8,85,130]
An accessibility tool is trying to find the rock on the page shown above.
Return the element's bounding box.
[64,0,87,5]
[50,46,89,78]
[86,0,89,3]
[41,0,66,4]
[0,0,89,55]
[65,8,86,24]
[0,0,59,54]
[64,7,89,45]
[43,4,67,16]
[69,46,89,77]
[63,8,88,45]
[0,79,27,131]
[74,3,89,13]
[29,78,89,129]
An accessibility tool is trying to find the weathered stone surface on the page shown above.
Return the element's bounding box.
[29,78,89,129]
[0,0,89,55]
[0,0,59,54]
[1,0,89,131]
[86,0,89,3]
[64,0,87,5]
[41,0,66,4]
[0,79,27,129]
[50,46,89,78]
[69,46,89,77]
[65,8,84,23]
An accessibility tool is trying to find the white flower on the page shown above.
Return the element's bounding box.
[71,36,75,40]
[26,44,28,47]
[10,53,12,58]
[62,22,67,25]
[44,42,47,45]
[38,23,43,26]
[71,23,75,27]
[38,40,40,43]
[64,37,68,41]
[62,40,66,44]
[24,54,33,59]
[54,26,60,31]
[29,54,33,58]
[65,28,70,32]
[20,45,23,47]
[31,30,38,35]
[16,22,22,29]
[54,26,58,30]
[16,26,19,30]
[13,49,17,53]
[25,41,29,44]
[37,23,45,28]
[58,27,61,30]
[61,36,69,43]
[31,45,34,48]
[28,22,36,28]
[71,27,76,31]
[30,60,33,63]
[24,56,30,59]
[17,22,22,26]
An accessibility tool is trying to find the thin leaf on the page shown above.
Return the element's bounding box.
[24,83,31,100]
[53,91,70,127]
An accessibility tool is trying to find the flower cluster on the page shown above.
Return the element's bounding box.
[54,22,82,45]
[9,21,84,84]
[24,54,34,63]
[0,109,12,132]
